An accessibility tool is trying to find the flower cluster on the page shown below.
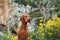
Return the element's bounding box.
[46,14,60,28]
[12,34,17,40]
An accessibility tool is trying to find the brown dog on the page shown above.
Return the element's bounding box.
[17,14,31,40]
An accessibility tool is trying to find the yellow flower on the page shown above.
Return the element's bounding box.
[46,15,60,27]
[40,20,43,22]
[12,34,17,40]
[39,23,43,27]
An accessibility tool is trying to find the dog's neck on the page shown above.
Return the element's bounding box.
[20,22,28,29]
[21,22,27,27]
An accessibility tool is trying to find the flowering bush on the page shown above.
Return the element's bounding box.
[45,14,60,40]
[46,14,60,27]
[37,14,60,40]
[2,33,13,40]
[2,33,17,40]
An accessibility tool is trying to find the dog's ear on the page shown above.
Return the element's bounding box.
[20,15,25,22]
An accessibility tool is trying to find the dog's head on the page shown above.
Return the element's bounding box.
[20,14,31,23]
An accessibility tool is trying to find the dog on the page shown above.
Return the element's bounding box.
[17,14,31,40]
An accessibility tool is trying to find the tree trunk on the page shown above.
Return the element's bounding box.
[0,0,11,25]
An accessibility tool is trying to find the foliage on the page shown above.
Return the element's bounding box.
[2,33,17,40]
[45,14,60,40]
[2,33,13,40]
[14,0,37,7]
[36,17,45,40]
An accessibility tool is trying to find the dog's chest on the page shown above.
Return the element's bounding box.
[21,29,28,33]
[18,27,28,36]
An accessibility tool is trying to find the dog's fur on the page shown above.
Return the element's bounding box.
[17,14,30,40]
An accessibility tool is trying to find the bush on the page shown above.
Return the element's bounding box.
[2,33,17,40]
[36,14,60,40]
[45,14,60,40]
[2,33,13,40]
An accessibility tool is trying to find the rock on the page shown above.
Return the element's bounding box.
[0,24,6,32]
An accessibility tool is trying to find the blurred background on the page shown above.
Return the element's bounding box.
[0,0,60,40]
